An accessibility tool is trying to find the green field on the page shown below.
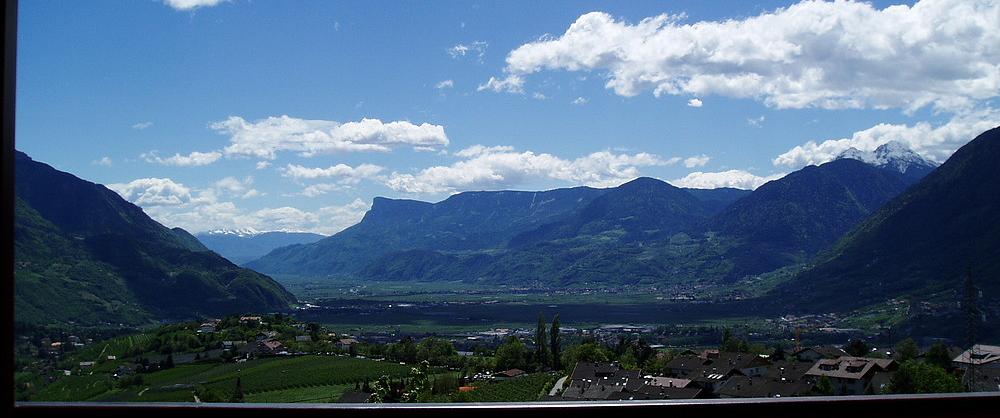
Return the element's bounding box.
[455,373,560,402]
[32,355,414,403]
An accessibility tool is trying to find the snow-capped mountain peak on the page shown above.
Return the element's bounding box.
[836,141,937,176]
[872,141,935,173]
[836,147,876,164]
[204,227,262,237]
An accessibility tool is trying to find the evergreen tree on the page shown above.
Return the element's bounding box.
[550,314,562,371]
[895,338,919,363]
[720,327,750,353]
[535,313,549,370]
[846,339,869,357]
[230,377,244,403]
[771,345,787,361]
[924,342,953,370]
[815,376,835,396]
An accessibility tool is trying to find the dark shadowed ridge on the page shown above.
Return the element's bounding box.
[771,126,1000,312]
[708,158,916,279]
[14,151,296,326]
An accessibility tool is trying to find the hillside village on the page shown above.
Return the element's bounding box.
[15,313,999,403]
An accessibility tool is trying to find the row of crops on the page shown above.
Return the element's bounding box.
[198,356,415,394]
[33,355,415,402]
[454,373,559,402]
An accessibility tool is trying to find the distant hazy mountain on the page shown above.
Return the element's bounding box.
[248,140,941,287]
[14,151,296,327]
[247,178,763,284]
[196,228,325,265]
[246,186,609,275]
[772,126,1000,312]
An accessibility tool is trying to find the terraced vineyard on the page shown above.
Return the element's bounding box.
[70,333,153,364]
[456,373,560,402]
[198,356,413,394]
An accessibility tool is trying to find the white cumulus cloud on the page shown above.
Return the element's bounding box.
[436,79,455,89]
[107,178,199,207]
[683,155,710,168]
[142,150,222,167]
[108,176,368,235]
[687,98,703,108]
[163,0,227,11]
[485,0,1000,113]
[386,146,674,194]
[281,163,384,181]
[211,115,449,159]
[773,108,1000,169]
[671,170,786,190]
[212,176,261,199]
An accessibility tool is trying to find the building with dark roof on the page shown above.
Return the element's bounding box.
[793,346,849,363]
[952,345,1000,370]
[805,356,897,395]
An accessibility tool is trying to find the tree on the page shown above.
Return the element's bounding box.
[643,352,675,375]
[771,345,787,361]
[895,338,919,363]
[416,337,457,366]
[230,377,245,403]
[535,313,549,370]
[561,342,611,371]
[399,361,431,402]
[550,314,562,371]
[619,348,639,370]
[495,336,527,372]
[887,360,963,394]
[369,375,394,403]
[924,342,953,370]
[163,354,174,369]
[720,328,749,353]
[307,323,321,342]
[846,339,869,357]
[815,376,835,396]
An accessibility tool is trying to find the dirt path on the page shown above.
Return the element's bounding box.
[549,375,568,396]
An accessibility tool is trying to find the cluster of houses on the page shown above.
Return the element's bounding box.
[548,344,1000,400]
[555,362,703,400]
[953,344,1000,392]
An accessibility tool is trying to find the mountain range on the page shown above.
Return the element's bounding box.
[14,151,296,327]
[16,125,999,329]
[771,127,1000,312]
[246,141,937,287]
[195,228,326,265]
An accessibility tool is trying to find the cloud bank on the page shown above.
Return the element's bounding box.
[486,0,1000,112]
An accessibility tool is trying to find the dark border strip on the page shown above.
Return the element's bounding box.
[14,393,1000,418]
[2,0,18,412]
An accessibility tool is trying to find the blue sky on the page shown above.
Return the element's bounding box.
[16,0,1000,234]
